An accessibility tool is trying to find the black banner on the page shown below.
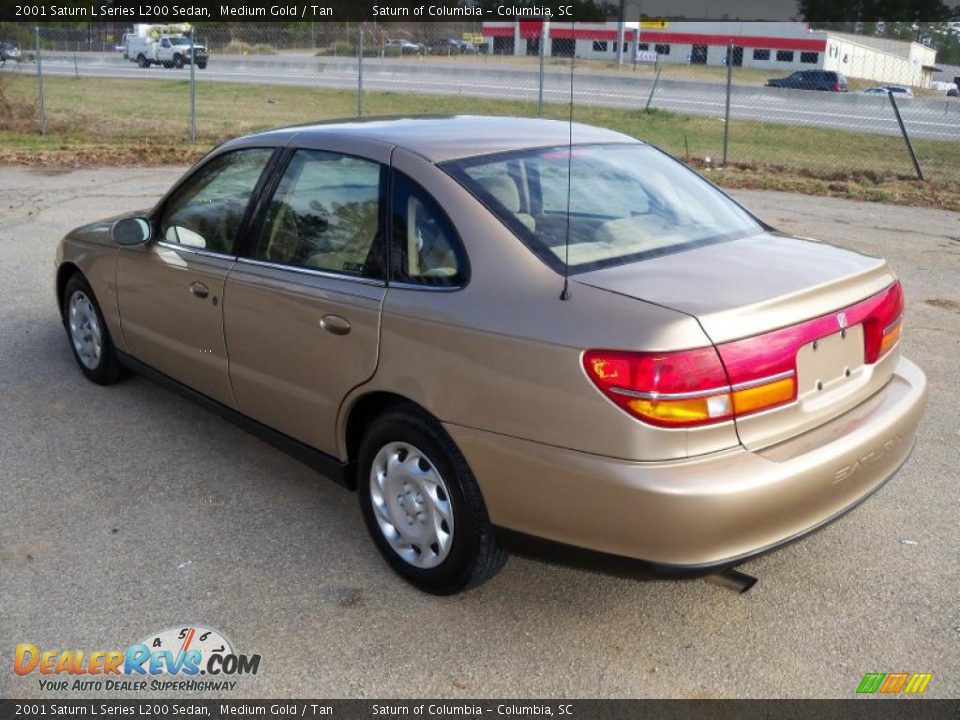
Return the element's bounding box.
[2,700,960,720]
[2,0,955,23]
[3,0,643,24]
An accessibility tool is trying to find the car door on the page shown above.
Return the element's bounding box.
[116,147,275,407]
[223,143,388,457]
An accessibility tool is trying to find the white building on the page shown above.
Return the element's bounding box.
[481,21,939,88]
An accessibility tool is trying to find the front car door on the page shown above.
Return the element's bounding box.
[223,140,389,457]
[116,147,275,407]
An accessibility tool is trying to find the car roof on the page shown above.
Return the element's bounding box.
[229,115,640,163]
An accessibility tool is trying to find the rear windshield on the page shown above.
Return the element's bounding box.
[443,143,764,274]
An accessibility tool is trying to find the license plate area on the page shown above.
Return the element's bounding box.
[796,324,865,401]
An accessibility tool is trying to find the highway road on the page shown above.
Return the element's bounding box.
[7,52,960,141]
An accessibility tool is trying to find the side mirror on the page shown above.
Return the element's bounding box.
[113,217,151,246]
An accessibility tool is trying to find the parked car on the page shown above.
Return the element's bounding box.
[55,116,926,595]
[0,41,21,62]
[385,39,423,55]
[428,38,480,54]
[862,85,913,98]
[767,70,848,91]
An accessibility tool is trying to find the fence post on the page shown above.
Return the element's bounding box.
[190,27,197,142]
[722,42,732,166]
[644,66,661,111]
[35,26,45,135]
[538,24,546,116]
[357,26,364,116]
[888,91,923,181]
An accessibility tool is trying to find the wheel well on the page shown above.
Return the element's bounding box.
[343,391,418,487]
[56,263,82,319]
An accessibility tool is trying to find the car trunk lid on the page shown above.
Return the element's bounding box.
[575,232,902,450]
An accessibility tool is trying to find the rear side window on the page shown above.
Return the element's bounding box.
[390,172,468,288]
[252,149,384,278]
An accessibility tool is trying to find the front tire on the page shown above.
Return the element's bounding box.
[357,404,507,595]
[173,54,184,68]
[62,274,130,385]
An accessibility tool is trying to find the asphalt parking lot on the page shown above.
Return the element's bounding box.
[1,166,957,699]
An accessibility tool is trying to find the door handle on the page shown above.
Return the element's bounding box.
[189,282,209,299]
[320,314,351,336]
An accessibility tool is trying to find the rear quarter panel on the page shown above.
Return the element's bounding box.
[340,148,739,461]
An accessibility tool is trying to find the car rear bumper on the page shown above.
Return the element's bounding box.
[446,355,926,568]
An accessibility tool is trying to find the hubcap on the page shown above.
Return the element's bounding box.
[68,291,102,370]
[369,441,454,569]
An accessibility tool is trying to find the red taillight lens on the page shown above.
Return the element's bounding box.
[863,281,903,362]
[583,348,733,427]
[834,82,842,91]
[584,281,903,428]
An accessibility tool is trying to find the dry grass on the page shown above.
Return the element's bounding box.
[1,73,959,210]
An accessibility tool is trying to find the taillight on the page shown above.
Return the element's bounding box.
[834,82,842,91]
[583,347,796,428]
[584,281,903,428]
[583,347,733,427]
[863,281,903,362]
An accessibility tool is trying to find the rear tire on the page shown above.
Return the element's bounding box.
[136,54,148,68]
[62,273,131,386]
[357,404,507,595]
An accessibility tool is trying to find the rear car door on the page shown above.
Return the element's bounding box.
[223,143,388,456]
[116,148,275,407]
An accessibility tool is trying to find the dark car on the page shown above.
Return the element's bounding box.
[428,38,477,54]
[0,41,21,62]
[767,70,848,92]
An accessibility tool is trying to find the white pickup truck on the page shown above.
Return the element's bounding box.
[125,34,208,69]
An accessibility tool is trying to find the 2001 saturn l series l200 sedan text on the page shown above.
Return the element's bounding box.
[54,116,927,595]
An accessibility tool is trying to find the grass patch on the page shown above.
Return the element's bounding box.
[1,74,959,210]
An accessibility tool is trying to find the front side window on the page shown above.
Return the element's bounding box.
[390,172,467,288]
[160,148,273,254]
[252,149,383,278]
[444,143,763,274]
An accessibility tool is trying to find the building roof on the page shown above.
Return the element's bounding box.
[241,115,639,162]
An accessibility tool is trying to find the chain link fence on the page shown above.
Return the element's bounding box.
[2,21,959,186]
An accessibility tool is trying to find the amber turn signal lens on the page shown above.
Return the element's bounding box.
[731,378,796,415]
[879,319,902,358]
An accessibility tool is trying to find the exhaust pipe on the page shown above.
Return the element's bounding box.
[706,568,758,594]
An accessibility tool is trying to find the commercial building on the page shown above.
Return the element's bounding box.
[481,21,939,87]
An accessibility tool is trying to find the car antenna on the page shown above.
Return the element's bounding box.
[560,24,574,302]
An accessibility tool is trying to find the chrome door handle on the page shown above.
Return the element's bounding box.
[189,282,209,299]
[320,314,351,336]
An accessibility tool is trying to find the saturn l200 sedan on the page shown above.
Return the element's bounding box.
[55,116,927,594]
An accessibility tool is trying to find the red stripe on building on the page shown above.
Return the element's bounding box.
[636,31,826,51]
[483,25,827,51]
[549,28,620,40]
[482,26,514,37]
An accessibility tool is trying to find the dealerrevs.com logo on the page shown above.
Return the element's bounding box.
[14,626,261,692]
